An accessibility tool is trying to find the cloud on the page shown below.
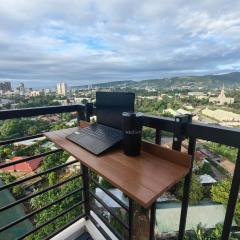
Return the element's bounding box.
[0,0,239,88]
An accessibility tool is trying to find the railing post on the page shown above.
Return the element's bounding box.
[85,103,93,122]
[128,198,134,240]
[172,115,188,151]
[149,202,156,240]
[76,106,85,126]
[155,128,161,145]
[172,115,193,240]
[82,164,90,219]
[178,136,196,240]
[221,149,240,240]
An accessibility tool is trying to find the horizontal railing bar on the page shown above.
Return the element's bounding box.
[43,212,87,240]
[0,159,79,191]
[0,133,44,146]
[89,190,129,230]
[17,200,85,240]
[89,214,112,240]
[91,178,129,211]
[0,149,62,169]
[91,206,124,240]
[0,174,82,213]
[142,115,175,132]
[0,104,84,120]
[187,122,240,148]
[0,187,83,232]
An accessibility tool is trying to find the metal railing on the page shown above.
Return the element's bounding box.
[0,104,240,240]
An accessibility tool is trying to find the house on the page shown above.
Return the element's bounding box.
[199,174,217,186]
[0,156,43,172]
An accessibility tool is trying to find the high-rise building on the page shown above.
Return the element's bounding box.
[0,81,12,92]
[57,83,67,96]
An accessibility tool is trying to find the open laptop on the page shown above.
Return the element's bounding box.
[66,92,135,155]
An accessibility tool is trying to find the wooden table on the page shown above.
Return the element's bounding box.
[44,125,191,208]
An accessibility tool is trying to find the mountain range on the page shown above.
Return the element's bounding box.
[71,72,240,90]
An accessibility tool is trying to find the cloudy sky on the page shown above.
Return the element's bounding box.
[0,0,240,88]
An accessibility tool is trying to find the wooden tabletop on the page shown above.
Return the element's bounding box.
[44,124,191,208]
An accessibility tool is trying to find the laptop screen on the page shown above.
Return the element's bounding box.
[96,92,135,129]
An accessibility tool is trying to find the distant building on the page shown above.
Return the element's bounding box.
[0,81,12,92]
[16,82,25,95]
[29,90,42,97]
[209,85,234,105]
[57,83,67,96]
[199,174,217,186]
[188,91,208,100]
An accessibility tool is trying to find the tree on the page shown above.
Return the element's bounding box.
[28,178,83,240]
[199,162,213,175]
[211,180,240,223]
[0,172,16,184]
[211,180,230,204]
[48,172,58,185]
[173,173,204,204]
[12,185,24,198]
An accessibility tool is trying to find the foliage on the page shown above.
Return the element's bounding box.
[0,172,24,198]
[183,223,240,240]
[17,96,59,108]
[12,185,24,198]
[205,142,238,163]
[211,180,240,223]
[50,122,69,131]
[142,127,156,142]
[27,177,83,240]
[40,151,70,171]
[172,173,204,204]
[0,119,50,140]
[0,172,16,184]
[100,178,114,189]
[48,172,58,185]
[197,162,213,175]
[0,145,14,161]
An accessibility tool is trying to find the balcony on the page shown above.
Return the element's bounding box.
[0,104,240,240]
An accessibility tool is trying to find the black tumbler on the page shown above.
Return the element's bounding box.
[122,112,143,156]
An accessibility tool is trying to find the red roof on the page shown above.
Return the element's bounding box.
[0,156,43,172]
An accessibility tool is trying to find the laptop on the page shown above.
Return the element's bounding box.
[66,92,135,155]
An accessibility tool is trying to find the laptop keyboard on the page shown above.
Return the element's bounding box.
[66,124,123,155]
[80,124,122,141]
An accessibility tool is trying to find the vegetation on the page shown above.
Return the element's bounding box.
[172,173,204,204]
[197,162,213,175]
[211,180,240,223]
[27,178,83,240]
[0,172,24,198]
[183,223,240,240]
[0,119,50,140]
[205,142,238,163]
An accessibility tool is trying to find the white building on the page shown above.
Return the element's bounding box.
[209,86,234,105]
[57,83,67,96]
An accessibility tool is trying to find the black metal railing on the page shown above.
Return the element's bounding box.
[0,104,240,240]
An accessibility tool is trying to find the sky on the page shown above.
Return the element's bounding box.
[0,0,240,88]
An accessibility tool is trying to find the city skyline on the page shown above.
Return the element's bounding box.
[0,1,240,88]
